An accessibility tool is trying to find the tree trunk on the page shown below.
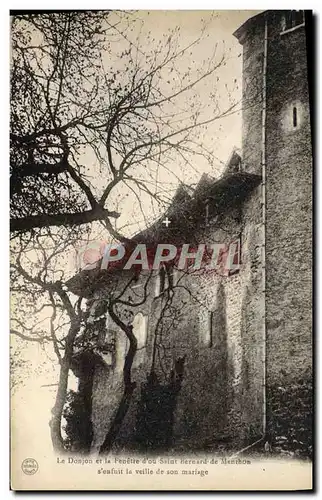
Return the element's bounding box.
[98,381,136,454]
[49,321,80,452]
[50,357,70,453]
[99,306,137,454]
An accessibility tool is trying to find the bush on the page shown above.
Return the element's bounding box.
[63,389,93,452]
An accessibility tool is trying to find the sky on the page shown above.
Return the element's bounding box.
[104,10,261,237]
[123,10,261,170]
[59,9,262,248]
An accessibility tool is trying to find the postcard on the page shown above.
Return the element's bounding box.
[10,9,313,491]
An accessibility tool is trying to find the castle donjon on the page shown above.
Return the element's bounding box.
[68,11,312,456]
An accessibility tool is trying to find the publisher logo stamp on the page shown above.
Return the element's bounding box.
[21,458,38,475]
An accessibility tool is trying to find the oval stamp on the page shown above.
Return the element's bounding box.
[21,458,38,475]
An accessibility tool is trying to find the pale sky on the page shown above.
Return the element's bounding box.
[85,10,262,240]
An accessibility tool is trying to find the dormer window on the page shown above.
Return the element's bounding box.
[232,158,242,173]
[281,11,305,33]
[224,148,242,175]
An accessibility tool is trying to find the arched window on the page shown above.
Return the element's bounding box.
[132,312,148,349]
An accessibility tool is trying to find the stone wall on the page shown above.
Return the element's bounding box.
[236,10,312,455]
[265,12,312,452]
[88,193,264,452]
[239,15,264,176]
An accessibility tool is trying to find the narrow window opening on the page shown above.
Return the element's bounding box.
[132,313,148,368]
[155,265,180,296]
[155,266,166,296]
[209,311,213,348]
[167,266,173,289]
[199,308,213,348]
[293,106,298,128]
[133,312,148,349]
[159,267,166,293]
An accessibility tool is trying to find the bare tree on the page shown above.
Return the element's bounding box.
[11,230,85,451]
[11,227,206,454]
[10,227,153,452]
[10,11,236,239]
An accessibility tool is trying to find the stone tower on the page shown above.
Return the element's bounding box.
[234,11,312,451]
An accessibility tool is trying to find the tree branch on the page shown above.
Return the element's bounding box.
[11,207,120,233]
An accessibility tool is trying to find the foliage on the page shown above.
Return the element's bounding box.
[267,379,313,459]
[63,389,93,452]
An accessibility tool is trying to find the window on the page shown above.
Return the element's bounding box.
[199,307,213,347]
[132,313,148,368]
[155,266,166,296]
[227,239,241,276]
[282,10,304,32]
[155,266,178,296]
[132,312,148,349]
[235,159,242,172]
[293,106,298,128]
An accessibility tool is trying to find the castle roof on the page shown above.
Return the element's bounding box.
[67,163,261,297]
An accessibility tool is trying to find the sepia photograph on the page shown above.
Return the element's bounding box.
[9,8,313,491]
